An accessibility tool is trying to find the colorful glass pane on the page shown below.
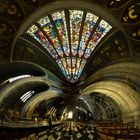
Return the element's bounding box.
[95,20,112,45]
[79,13,98,57]
[60,58,70,75]
[86,20,112,57]
[27,24,58,59]
[66,57,72,75]
[72,57,76,75]
[56,59,66,76]
[38,16,64,57]
[70,10,83,55]
[27,10,112,83]
[75,58,82,76]
[52,11,70,56]
[78,59,86,76]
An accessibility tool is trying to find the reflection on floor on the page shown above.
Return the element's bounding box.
[29,121,97,140]
[1,120,139,139]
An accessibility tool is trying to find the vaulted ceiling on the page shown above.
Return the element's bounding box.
[0,0,140,82]
[0,0,140,124]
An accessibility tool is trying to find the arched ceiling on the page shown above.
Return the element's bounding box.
[0,0,139,83]
[25,10,112,83]
[0,0,140,124]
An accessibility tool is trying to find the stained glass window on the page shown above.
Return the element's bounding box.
[27,24,58,59]
[87,20,112,56]
[52,11,70,56]
[70,10,84,56]
[27,10,112,83]
[79,12,98,57]
[38,16,63,57]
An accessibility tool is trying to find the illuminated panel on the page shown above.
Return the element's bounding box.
[86,20,112,58]
[20,91,34,102]
[79,12,98,57]
[27,24,58,59]
[9,75,31,82]
[52,11,70,56]
[38,16,63,57]
[68,111,73,119]
[96,20,112,45]
[66,57,72,77]
[60,58,70,76]
[75,58,82,76]
[70,10,83,55]
[27,10,112,83]
[56,59,67,76]
[78,59,86,77]
[71,57,76,76]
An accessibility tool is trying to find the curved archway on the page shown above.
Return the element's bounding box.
[20,89,61,118]
[81,80,140,123]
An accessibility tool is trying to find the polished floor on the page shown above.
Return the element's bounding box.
[1,120,140,140]
[33,121,97,140]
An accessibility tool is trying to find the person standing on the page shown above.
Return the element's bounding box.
[48,115,52,129]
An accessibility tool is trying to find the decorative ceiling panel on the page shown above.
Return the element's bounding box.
[26,10,112,83]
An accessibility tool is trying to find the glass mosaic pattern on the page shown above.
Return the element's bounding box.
[27,10,112,83]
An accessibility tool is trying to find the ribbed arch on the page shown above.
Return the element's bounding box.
[20,90,61,118]
[12,0,129,83]
[0,77,51,107]
[80,81,140,122]
[85,62,140,88]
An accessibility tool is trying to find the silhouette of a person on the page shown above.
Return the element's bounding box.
[48,115,52,129]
